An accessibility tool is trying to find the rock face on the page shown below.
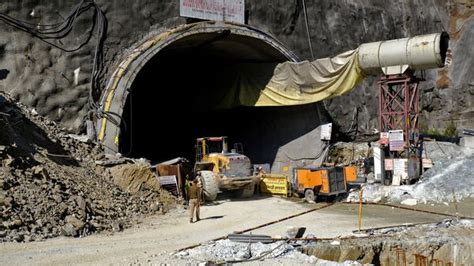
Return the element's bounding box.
[0,0,472,134]
[0,0,184,131]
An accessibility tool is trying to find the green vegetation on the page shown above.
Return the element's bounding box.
[421,120,458,137]
[444,120,458,137]
[426,127,443,136]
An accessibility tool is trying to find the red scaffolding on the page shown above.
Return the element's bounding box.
[378,74,420,152]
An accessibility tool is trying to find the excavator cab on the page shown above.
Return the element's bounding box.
[195,136,228,162]
[195,136,252,177]
[194,136,228,175]
[193,136,257,201]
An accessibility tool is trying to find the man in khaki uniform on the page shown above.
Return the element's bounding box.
[187,177,202,223]
[256,166,266,195]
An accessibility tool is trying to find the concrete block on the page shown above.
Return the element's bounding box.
[460,136,474,148]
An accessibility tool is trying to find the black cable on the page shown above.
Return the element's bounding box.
[122,88,133,156]
[1,0,120,132]
[0,2,95,51]
[301,0,314,60]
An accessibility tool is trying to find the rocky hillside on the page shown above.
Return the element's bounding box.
[0,0,472,135]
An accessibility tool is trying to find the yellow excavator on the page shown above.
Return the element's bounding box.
[194,136,259,201]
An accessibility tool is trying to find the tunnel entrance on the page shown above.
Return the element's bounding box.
[100,22,328,167]
[120,30,326,164]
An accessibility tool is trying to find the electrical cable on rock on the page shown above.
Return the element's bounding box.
[0,0,124,130]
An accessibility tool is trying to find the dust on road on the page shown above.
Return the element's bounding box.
[0,196,459,265]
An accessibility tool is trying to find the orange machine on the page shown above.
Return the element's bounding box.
[343,166,358,183]
[293,166,355,201]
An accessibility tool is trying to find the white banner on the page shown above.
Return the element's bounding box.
[393,159,408,182]
[180,0,245,24]
[157,175,177,186]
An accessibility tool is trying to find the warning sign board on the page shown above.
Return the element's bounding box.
[389,130,404,151]
[260,176,288,196]
[180,0,245,24]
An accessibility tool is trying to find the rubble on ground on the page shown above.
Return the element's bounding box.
[347,156,474,204]
[0,94,176,242]
[177,219,472,265]
[175,239,362,265]
[109,163,163,194]
[423,141,474,163]
[177,239,308,262]
[347,141,474,204]
[302,219,473,265]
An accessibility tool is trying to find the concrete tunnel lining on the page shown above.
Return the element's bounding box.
[98,21,329,166]
[98,22,300,155]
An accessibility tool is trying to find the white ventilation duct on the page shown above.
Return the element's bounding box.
[358,32,449,75]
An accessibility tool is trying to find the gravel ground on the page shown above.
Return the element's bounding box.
[1,196,468,265]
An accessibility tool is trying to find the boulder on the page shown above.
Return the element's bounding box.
[65,215,85,231]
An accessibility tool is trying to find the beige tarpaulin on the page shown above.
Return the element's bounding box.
[209,49,365,109]
[104,23,365,113]
[257,49,364,106]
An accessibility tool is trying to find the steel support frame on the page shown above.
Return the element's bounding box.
[378,74,420,151]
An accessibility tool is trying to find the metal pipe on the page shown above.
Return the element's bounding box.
[343,202,474,220]
[358,32,449,75]
[232,203,335,235]
[174,201,472,254]
[352,221,435,233]
[173,203,334,253]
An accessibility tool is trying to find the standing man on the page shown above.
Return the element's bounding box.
[186,176,202,223]
[256,166,266,176]
[255,166,266,195]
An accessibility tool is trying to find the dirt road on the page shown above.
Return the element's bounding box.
[0,196,463,265]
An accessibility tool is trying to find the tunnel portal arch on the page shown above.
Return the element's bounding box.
[97,21,299,154]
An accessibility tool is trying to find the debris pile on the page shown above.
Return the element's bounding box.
[176,238,369,265]
[176,239,341,265]
[302,219,473,265]
[347,142,474,205]
[109,164,163,194]
[347,156,474,204]
[403,156,474,203]
[423,141,474,162]
[0,95,176,242]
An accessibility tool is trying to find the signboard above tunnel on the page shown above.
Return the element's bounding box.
[180,0,245,24]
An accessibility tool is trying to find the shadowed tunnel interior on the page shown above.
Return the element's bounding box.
[120,32,327,164]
